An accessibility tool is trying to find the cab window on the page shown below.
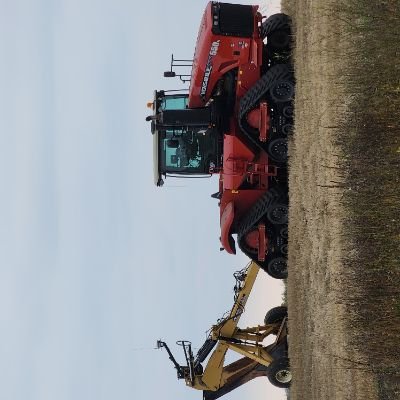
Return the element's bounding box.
[161,96,188,111]
[161,128,203,172]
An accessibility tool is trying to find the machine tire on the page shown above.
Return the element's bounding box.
[269,80,294,103]
[268,29,291,50]
[282,105,294,118]
[262,14,292,60]
[280,226,288,239]
[280,243,288,256]
[268,138,288,163]
[267,204,288,225]
[280,123,293,136]
[267,357,292,388]
[261,13,291,41]
[264,306,288,325]
[267,257,288,279]
[239,64,294,148]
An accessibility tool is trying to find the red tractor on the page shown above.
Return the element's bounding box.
[147,2,293,279]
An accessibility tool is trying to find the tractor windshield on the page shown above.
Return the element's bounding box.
[159,127,208,174]
[150,91,220,186]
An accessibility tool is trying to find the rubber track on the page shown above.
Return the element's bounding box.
[237,188,280,238]
[236,185,288,273]
[236,66,293,274]
[238,64,294,152]
[261,14,292,39]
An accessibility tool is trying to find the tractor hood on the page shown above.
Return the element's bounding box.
[188,2,258,108]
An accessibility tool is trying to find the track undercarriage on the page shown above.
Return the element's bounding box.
[235,15,294,279]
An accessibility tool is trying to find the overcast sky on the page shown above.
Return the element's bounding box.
[0,1,285,399]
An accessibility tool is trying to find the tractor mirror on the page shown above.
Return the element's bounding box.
[164,71,176,78]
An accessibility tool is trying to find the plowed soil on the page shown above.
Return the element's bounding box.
[281,1,400,399]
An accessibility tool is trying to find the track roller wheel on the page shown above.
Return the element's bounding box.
[267,256,288,279]
[268,138,288,163]
[280,243,288,256]
[282,105,294,118]
[269,80,294,103]
[280,226,288,239]
[267,204,288,225]
[267,357,292,388]
[280,123,293,136]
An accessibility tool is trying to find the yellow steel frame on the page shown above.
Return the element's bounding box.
[184,261,287,392]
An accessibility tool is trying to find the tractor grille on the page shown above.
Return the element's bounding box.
[212,2,254,38]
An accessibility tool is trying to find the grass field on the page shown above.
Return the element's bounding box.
[280,0,400,398]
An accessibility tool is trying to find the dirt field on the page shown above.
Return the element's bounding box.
[281,0,400,399]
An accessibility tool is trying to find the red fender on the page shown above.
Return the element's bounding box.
[220,201,236,254]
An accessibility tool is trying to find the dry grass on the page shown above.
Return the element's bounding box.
[280,0,400,399]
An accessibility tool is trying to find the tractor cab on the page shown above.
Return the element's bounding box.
[148,90,222,186]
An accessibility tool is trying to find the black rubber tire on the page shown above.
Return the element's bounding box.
[280,226,288,239]
[267,204,288,225]
[262,13,292,58]
[267,257,288,279]
[268,29,291,49]
[264,306,288,325]
[282,105,294,118]
[269,80,295,103]
[268,138,288,163]
[261,13,291,41]
[280,123,293,136]
[239,63,294,144]
[267,357,292,388]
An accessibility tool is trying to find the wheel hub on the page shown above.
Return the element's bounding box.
[282,105,294,118]
[268,138,288,162]
[281,123,293,136]
[280,243,288,255]
[269,257,288,278]
[275,83,291,96]
[271,81,294,102]
[270,206,288,224]
[275,369,292,384]
[280,226,288,239]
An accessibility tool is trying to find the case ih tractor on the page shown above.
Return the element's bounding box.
[147,2,294,279]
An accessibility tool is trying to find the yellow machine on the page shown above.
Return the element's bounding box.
[157,262,291,399]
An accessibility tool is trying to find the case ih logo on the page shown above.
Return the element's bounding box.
[200,40,220,98]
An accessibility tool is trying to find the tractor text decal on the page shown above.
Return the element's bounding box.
[200,40,220,98]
